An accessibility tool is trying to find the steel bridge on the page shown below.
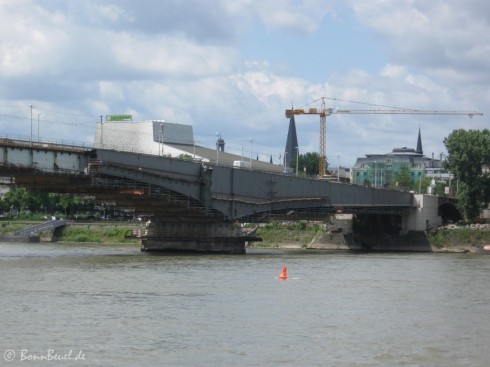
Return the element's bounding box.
[0,137,419,253]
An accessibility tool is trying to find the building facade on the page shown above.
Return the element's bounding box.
[94,120,194,155]
[351,130,444,189]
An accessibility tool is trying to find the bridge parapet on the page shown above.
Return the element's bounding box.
[0,137,91,173]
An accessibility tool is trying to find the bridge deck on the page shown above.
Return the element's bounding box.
[0,138,415,222]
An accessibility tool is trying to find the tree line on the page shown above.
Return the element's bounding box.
[0,189,98,219]
[444,129,490,220]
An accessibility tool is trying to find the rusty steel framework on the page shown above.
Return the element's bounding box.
[0,136,418,225]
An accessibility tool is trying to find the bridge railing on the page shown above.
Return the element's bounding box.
[0,134,94,150]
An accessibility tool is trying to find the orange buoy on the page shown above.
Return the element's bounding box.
[278,266,287,279]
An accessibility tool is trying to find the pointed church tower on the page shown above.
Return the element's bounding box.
[284,114,299,167]
[416,128,423,155]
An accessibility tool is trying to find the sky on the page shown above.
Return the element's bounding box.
[0,0,488,168]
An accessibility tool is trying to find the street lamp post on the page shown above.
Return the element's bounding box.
[30,105,33,146]
[160,124,164,156]
[216,132,220,165]
[374,161,377,188]
[337,154,340,181]
[37,113,41,143]
[249,138,253,170]
[100,115,104,147]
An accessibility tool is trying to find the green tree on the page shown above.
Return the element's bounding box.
[178,154,193,161]
[290,152,323,176]
[1,188,54,217]
[27,192,53,214]
[482,174,490,204]
[433,180,447,196]
[393,166,413,191]
[3,187,32,216]
[57,194,84,216]
[417,176,433,194]
[444,129,490,220]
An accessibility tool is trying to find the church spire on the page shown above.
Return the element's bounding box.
[416,127,423,155]
[284,114,299,167]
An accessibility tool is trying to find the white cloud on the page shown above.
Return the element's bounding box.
[91,3,134,24]
[255,0,334,34]
[380,64,407,79]
[111,33,241,78]
[349,0,490,84]
[0,0,488,168]
[234,72,308,107]
[0,2,69,77]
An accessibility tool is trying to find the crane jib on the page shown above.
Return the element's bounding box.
[285,102,483,177]
[286,109,483,117]
[333,110,483,116]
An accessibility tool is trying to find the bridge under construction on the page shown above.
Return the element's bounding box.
[0,136,453,253]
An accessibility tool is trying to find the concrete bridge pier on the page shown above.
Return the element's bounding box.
[401,194,442,234]
[140,219,258,254]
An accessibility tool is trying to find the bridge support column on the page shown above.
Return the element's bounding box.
[401,194,442,234]
[140,219,257,254]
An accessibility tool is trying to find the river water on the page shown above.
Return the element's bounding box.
[0,242,489,367]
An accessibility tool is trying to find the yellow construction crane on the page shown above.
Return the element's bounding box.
[286,97,483,177]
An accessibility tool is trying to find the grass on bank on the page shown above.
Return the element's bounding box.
[428,228,490,249]
[255,221,490,250]
[254,221,323,247]
[1,221,138,244]
[58,227,137,244]
[4,219,489,249]
[0,222,26,235]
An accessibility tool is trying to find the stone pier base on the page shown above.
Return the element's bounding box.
[140,220,259,254]
[141,236,247,254]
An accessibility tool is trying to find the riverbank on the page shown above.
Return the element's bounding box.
[253,222,490,253]
[2,220,489,253]
[426,223,490,253]
[0,220,140,244]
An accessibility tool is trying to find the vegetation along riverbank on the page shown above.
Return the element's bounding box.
[2,220,490,253]
[0,221,139,245]
[252,221,490,253]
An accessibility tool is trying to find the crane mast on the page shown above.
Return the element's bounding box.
[319,98,327,179]
[286,99,483,177]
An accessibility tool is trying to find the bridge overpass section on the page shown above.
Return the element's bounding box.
[0,137,443,253]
